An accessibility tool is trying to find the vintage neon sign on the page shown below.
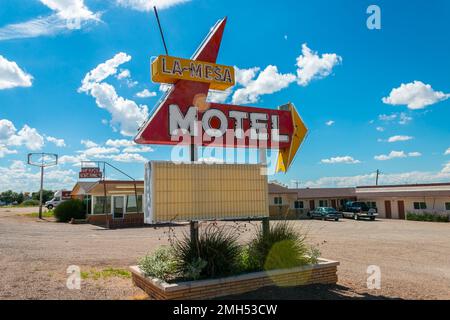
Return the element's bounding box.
[152,55,235,91]
[136,18,307,172]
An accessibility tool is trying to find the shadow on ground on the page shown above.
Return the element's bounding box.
[217,284,400,300]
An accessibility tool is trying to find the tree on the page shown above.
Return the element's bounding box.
[32,190,55,203]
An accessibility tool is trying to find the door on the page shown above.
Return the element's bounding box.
[384,200,392,219]
[113,196,124,219]
[331,199,337,209]
[309,200,315,210]
[397,200,405,220]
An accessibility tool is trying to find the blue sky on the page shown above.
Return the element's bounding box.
[1,0,449,192]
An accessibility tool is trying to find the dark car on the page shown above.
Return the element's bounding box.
[342,201,378,220]
[309,207,342,221]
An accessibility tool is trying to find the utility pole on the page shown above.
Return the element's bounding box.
[375,169,380,186]
[27,153,58,220]
[292,180,301,218]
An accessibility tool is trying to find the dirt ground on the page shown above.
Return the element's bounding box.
[0,206,449,300]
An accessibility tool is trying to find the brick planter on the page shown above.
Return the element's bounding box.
[130,258,339,300]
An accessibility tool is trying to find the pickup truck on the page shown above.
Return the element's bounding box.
[342,201,378,220]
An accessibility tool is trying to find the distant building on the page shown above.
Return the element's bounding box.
[71,180,144,228]
[268,182,450,220]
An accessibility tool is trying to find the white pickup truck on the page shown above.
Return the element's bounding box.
[45,190,71,210]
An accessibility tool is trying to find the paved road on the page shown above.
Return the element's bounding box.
[0,210,449,299]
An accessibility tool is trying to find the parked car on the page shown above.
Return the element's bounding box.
[309,207,342,221]
[342,201,378,220]
[0,200,6,206]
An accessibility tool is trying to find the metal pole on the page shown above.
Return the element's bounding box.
[376,170,380,186]
[153,6,169,56]
[39,166,44,220]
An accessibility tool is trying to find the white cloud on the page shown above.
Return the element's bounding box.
[376,127,385,132]
[387,135,413,143]
[321,156,361,164]
[398,113,412,125]
[296,43,342,86]
[408,152,422,157]
[445,148,450,156]
[0,56,33,89]
[80,53,131,91]
[59,154,87,165]
[0,119,17,140]
[0,119,44,151]
[8,125,45,151]
[374,150,420,161]
[0,0,100,41]
[136,89,157,98]
[378,113,397,121]
[123,146,154,153]
[105,139,135,148]
[0,145,17,158]
[79,53,149,137]
[304,167,450,188]
[382,81,449,110]
[79,147,120,158]
[232,65,296,105]
[46,136,66,147]
[325,120,335,126]
[159,84,173,92]
[104,153,148,163]
[0,160,77,192]
[234,66,260,86]
[117,69,131,80]
[116,0,190,11]
[81,139,98,148]
[207,89,232,104]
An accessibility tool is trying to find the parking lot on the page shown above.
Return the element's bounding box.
[0,207,449,300]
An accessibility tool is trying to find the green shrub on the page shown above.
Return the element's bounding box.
[407,212,449,223]
[53,199,85,222]
[173,224,242,280]
[138,246,178,282]
[247,222,310,271]
[20,199,40,207]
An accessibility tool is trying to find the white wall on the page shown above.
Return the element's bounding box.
[360,197,450,219]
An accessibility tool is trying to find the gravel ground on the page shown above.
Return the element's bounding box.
[0,207,449,300]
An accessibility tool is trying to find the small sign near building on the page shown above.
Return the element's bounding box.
[79,167,102,179]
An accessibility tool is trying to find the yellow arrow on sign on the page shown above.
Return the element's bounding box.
[276,103,308,173]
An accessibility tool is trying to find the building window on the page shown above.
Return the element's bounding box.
[413,202,427,210]
[93,196,111,214]
[294,201,304,209]
[367,202,377,208]
[126,195,143,213]
[445,202,450,211]
[319,200,328,207]
[274,197,282,205]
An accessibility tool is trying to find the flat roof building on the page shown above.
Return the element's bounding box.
[268,182,450,220]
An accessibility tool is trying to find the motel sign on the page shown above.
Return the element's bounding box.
[136,18,307,172]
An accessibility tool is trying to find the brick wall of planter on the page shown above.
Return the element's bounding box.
[87,213,144,228]
[130,258,339,300]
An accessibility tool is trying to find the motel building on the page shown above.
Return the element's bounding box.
[71,180,144,228]
[268,182,450,220]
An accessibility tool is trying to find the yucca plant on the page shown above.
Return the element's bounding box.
[173,224,242,279]
[247,221,310,271]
